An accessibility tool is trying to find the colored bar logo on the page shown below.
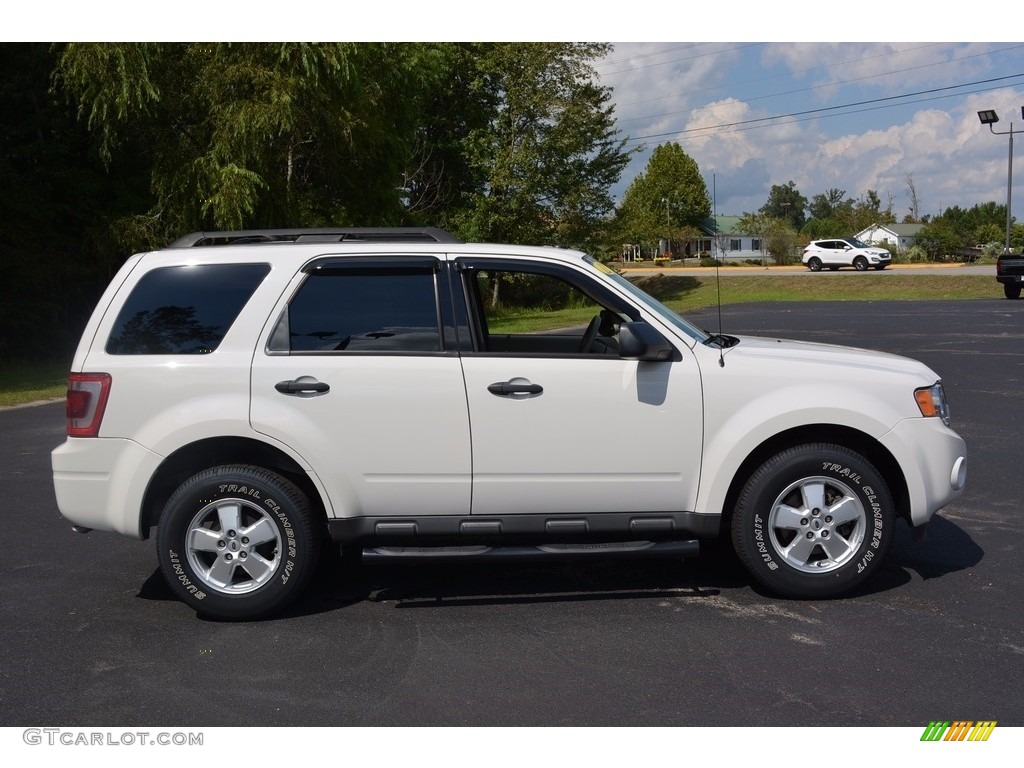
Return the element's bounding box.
[921,721,997,741]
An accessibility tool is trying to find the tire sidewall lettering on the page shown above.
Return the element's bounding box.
[166,548,207,600]
[733,445,894,598]
[156,465,318,619]
[752,513,779,571]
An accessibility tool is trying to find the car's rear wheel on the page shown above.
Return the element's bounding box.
[731,444,893,598]
[1004,283,1021,300]
[807,257,822,272]
[156,464,319,620]
[853,256,869,271]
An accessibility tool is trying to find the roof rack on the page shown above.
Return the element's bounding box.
[167,227,463,248]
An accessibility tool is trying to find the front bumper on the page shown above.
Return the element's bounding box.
[879,418,967,526]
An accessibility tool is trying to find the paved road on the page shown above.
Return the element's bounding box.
[1,299,1021,728]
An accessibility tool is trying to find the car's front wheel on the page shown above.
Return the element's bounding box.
[156,464,319,619]
[807,257,822,272]
[853,256,869,271]
[731,444,893,598]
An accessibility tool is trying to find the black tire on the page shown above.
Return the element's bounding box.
[156,464,319,619]
[807,257,822,272]
[1004,282,1021,300]
[731,444,893,598]
[853,256,868,271]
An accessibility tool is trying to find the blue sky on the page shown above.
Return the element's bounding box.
[597,42,1024,221]
[20,6,1024,225]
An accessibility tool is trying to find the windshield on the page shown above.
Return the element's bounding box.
[846,237,870,248]
[588,260,710,343]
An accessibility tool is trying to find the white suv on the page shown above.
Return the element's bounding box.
[51,228,967,619]
[802,238,892,271]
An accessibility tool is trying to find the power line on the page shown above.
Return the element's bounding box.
[596,42,764,78]
[617,44,1024,125]
[620,73,1024,146]
[604,42,950,110]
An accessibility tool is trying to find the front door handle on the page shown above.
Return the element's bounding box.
[487,381,543,396]
[275,377,330,394]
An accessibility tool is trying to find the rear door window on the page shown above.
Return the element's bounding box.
[270,258,443,354]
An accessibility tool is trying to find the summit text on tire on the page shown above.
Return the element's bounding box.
[156,465,319,619]
[731,444,893,598]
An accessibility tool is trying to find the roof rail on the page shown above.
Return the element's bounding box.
[167,227,463,248]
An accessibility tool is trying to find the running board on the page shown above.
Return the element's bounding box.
[361,540,699,563]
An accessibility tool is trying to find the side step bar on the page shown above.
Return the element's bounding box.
[360,540,699,564]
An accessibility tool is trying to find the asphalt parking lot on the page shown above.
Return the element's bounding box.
[1,299,1022,728]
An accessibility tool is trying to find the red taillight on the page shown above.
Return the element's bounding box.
[66,373,112,438]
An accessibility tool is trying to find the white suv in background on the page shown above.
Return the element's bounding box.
[52,228,966,619]
[802,238,892,271]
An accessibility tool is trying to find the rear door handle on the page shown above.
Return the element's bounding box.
[275,378,330,394]
[487,381,543,396]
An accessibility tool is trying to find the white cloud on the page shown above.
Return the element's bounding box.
[605,42,1024,220]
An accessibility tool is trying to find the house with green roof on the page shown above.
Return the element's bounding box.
[697,215,765,260]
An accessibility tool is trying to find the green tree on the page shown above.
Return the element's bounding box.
[760,181,807,230]
[919,201,1018,254]
[615,142,709,255]
[400,43,491,229]
[800,217,846,240]
[0,42,141,361]
[808,188,851,220]
[838,189,896,233]
[737,213,798,265]
[458,42,633,251]
[916,219,965,260]
[54,42,446,246]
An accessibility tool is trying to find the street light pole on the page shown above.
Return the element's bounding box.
[978,108,1022,255]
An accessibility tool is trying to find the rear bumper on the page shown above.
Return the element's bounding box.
[51,437,163,539]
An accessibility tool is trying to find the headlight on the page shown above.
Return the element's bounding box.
[915,382,951,426]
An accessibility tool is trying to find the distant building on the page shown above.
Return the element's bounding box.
[698,215,763,260]
[856,223,923,251]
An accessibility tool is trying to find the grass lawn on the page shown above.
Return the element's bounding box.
[0,274,1000,408]
[0,360,68,408]
[632,273,997,312]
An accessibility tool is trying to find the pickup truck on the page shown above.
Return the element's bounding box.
[996,251,1024,299]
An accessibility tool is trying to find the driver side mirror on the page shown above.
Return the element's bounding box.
[619,322,675,362]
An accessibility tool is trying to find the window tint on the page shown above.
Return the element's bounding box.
[467,268,622,356]
[106,264,269,354]
[283,270,441,353]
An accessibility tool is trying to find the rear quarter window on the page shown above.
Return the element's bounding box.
[106,263,270,354]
